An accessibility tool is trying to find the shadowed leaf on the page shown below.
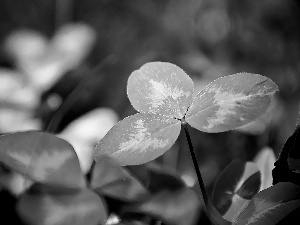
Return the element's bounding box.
[234,182,300,225]
[287,126,300,173]
[127,62,194,119]
[212,160,261,222]
[17,188,107,225]
[146,164,186,193]
[123,189,200,225]
[0,131,85,189]
[94,113,181,166]
[185,73,278,133]
[91,156,149,201]
[273,126,300,185]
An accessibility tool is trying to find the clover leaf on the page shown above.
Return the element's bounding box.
[95,62,278,166]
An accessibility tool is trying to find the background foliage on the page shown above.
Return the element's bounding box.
[0,0,300,224]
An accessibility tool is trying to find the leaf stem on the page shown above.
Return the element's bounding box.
[182,123,211,219]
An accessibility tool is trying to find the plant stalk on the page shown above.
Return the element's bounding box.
[182,123,211,218]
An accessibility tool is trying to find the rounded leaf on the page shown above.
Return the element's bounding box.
[212,160,261,222]
[0,69,39,108]
[94,113,181,166]
[234,182,300,225]
[52,23,96,69]
[127,62,194,118]
[91,156,149,201]
[17,188,107,225]
[0,131,85,189]
[5,29,48,62]
[186,73,278,132]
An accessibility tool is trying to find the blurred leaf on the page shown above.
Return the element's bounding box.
[185,73,278,133]
[146,164,186,193]
[59,108,118,174]
[253,147,276,190]
[60,108,118,144]
[91,156,149,202]
[212,160,261,222]
[272,126,300,185]
[233,182,300,225]
[5,29,48,63]
[0,108,41,133]
[0,69,39,109]
[124,189,200,225]
[127,61,194,118]
[5,23,96,92]
[196,8,230,44]
[94,113,181,166]
[125,164,151,189]
[17,188,107,225]
[0,165,33,196]
[5,29,61,91]
[52,23,96,70]
[0,131,85,189]
[126,163,187,194]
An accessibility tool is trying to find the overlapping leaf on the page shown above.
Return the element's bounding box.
[127,61,194,118]
[233,182,300,225]
[17,188,107,225]
[95,113,181,165]
[186,73,278,132]
[0,131,85,189]
[91,156,149,201]
[212,160,261,222]
[95,62,278,166]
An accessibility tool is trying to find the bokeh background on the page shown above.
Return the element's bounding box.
[0,0,300,224]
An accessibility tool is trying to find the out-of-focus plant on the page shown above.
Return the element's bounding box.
[4,61,300,225]
[59,108,119,174]
[0,23,96,133]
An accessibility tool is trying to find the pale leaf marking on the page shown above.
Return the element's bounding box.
[9,150,73,178]
[245,198,280,224]
[204,87,246,129]
[118,119,170,153]
[147,79,190,117]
